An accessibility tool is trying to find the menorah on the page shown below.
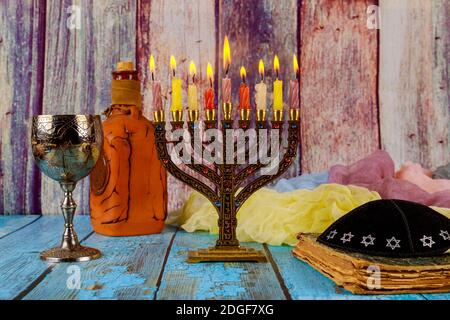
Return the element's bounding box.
[152,106,300,262]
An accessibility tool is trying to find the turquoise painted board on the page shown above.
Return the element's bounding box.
[24,226,176,300]
[421,293,450,300]
[0,217,447,300]
[156,231,286,300]
[0,215,40,238]
[267,245,425,300]
[0,216,93,300]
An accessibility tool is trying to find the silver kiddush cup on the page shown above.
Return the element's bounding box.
[31,115,103,262]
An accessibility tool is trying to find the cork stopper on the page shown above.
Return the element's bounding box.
[116,61,134,72]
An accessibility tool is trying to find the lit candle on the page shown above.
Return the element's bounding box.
[289,54,300,109]
[255,59,267,111]
[150,55,163,111]
[204,63,215,110]
[222,36,232,103]
[187,61,198,111]
[170,55,182,112]
[273,55,283,111]
[239,66,250,109]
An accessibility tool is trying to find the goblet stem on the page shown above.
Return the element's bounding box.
[59,182,80,250]
[39,181,102,262]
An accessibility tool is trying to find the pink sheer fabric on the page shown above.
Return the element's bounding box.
[396,161,450,194]
[328,150,450,208]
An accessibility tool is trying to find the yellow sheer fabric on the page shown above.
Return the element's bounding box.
[175,184,450,246]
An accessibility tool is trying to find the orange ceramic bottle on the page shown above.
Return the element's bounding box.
[89,61,167,236]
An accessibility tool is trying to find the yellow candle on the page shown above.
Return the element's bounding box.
[187,61,198,110]
[170,55,182,112]
[188,85,198,111]
[273,55,283,111]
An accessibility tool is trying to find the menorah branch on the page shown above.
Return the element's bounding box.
[235,121,299,208]
[153,123,219,202]
[234,121,270,188]
[186,122,221,183]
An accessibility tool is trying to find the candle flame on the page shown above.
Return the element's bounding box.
[293,54,299,74]
[240,66,246,81]
[223,36,231,72]
[149,55,155,73]
[207,62,214,84]
[258,59,264,78]
[189,61,197,77]
[274,55,280,75]
[170,55,177,72]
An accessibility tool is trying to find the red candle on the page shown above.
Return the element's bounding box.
[204,62,215,110]
[239,66,250,109]
[239,84,250,109]
[204,88,215,110]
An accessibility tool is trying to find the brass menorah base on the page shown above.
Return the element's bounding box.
[188,246,267,263]
[153,104,299,263]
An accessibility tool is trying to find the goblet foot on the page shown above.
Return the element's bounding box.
[40,246,101,263]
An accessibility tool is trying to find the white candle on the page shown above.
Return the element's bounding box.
[255,81,267,110]
[255,59,267,110]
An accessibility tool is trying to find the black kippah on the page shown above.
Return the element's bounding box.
[317,199,450,258]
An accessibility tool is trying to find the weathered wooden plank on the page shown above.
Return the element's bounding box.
[268,245,425,300]
[0,0,46,215]
[379,0,450,169]
[156,231,286,300]
[23,225,176,300]
[0,216,93,299]
[219,0,300,178]
[299,0,380,173]
[0,215,40,238]
[138,0,216,213]
[41,0,136,215]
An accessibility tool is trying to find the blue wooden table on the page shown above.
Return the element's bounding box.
[0,215,448,300]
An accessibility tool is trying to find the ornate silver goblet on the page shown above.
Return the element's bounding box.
[31,115,103,262]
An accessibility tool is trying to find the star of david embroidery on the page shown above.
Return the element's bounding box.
[386,237,401,250]
[327,230,338,240]
[340,232,354,243]
[420,235,435,248]
[361,235,376,247]
[439,230,450,241]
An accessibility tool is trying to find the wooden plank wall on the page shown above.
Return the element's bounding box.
[0,0,46,215]
[300,0,379,173]
[0,0,449,215]
[40,0,136,215]
[138,0,216,211]
[379,0,450,169]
